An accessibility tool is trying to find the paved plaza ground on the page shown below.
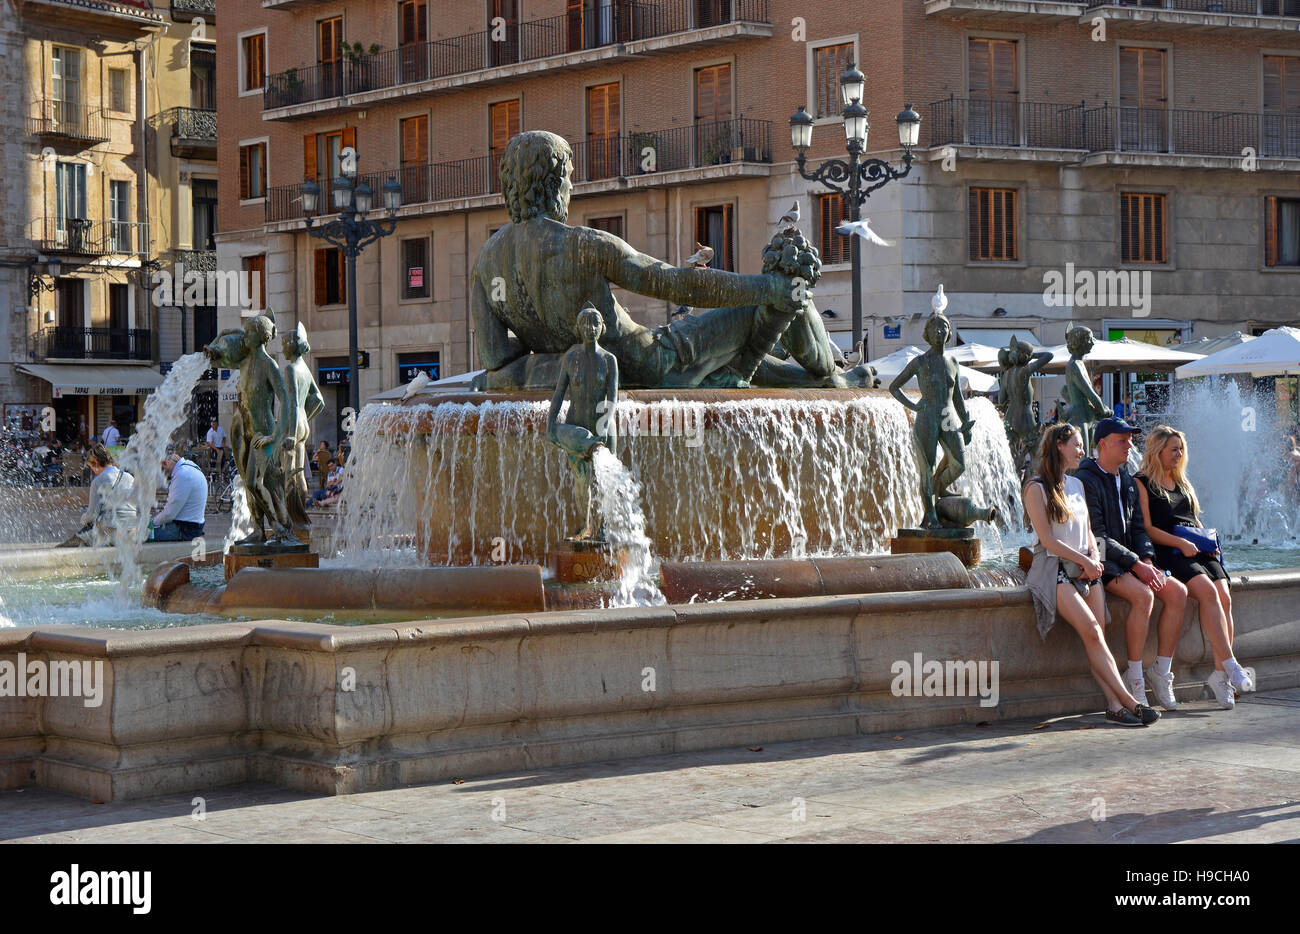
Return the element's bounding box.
[2,689,1297,844]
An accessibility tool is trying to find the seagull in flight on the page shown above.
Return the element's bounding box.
[931,284,948,315]
[685,243,714,267]
[836,218,892,247]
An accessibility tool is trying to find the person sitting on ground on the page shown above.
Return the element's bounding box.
[310,458,343,505]
[148,453,207,541]
[58,443,138,548]
[205,418,227,472]
[1136,425,1254,709]
[1075,417,1188,711]
[1024,424,1159,727]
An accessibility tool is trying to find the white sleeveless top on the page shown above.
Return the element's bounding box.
[1032,474,1092,556]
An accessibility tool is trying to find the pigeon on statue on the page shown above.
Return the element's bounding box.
[401,370,432,402]
[835,218,892,247]
[931,284,948,315]
[685,243,714,267]
[777,201,800,229]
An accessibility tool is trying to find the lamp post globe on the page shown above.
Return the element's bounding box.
[789,105,814,153]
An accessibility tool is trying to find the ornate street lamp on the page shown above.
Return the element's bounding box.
[790,61,920,358]
[302,150,403,416]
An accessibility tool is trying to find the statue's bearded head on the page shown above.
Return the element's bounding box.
[500,130,572,224]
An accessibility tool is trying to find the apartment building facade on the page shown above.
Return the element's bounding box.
[0,0,217,444]
[217,0,1300,443]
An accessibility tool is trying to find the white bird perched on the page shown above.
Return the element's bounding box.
[931,284,948,315]
[777,201,800,227]
[401,370,432,402]
[684,242,714,267]
[835,218,892,247]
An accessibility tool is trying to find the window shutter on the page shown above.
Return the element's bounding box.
[1140,49,1165,107]
[303,133,317,182]
[723,203,733,271]
[567,0,584,52]
[1266,196,1278,267]
[1119,48,1138,106]
[337,248,347,303]
[314,249,327,305]
[342,126,357,152]
[969,39,990,94]
[239,145,250,200]
[1265,57,1282,111]
[991,40,1017,95]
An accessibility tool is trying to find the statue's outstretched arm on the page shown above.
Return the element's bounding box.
[593,231,792,312]
[889,357,922,411]
[1028,350,1053,375]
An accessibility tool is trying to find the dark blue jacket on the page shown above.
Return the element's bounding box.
[1075,456,1155,578]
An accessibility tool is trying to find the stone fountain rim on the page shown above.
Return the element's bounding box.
[396,387,897,408]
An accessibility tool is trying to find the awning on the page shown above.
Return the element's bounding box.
[955,327,1039,349]
[18,364,163,396]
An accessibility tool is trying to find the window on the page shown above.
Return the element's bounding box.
[968,38,1018,145]
[399,0,429,81]
[812,42,853,119]
[52,47,82,133]
[817,194,848,265]
[314,247,346,305]
[239,142,267,200]
[109,68,129,113]
[304,128,357,194]
[968,187,1017,262]
[587,215,623,238]
[319,16,344,96]
[1263,55,1300,158]
[490,99,520,191]
[190,45,216,110]
[587,83,620,179]
[242,34,266,92]
[55,162,87,244]
[400,116,429,203]
[193,179,217,251]
[56,279,84,330]
[109,283,132,358]
[243,255,266,310]
[397,351,440,383]
[402,238,429,299]
[1265,197,1300,267]
[489,0,519,65]
[694,204,733,271]
[1120,192,1167,264]
[695,63,733,165]
[110,179,131,253]
[1119,47,1167,152]
[567,0,618,52]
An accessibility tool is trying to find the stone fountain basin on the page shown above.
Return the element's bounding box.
[4,566,1300,802]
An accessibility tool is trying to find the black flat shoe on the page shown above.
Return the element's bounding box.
[1133,704,1161,725]
[1106,707,1144,726]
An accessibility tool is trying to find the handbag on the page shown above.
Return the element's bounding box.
[1173,525,1220,557]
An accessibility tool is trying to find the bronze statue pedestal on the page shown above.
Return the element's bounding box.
[891,528,980,569]
[224,545,318,581]
[547,540,627,584]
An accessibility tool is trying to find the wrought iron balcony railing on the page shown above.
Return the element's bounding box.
[1085,1,1300,14]
[171,0,215,18]
[928,98,1300,159]
[264,0,770,109]
[265,118,772,223]
[172,249,216,272]
[42,326,152,362]
[28,101,111,144]
[165,106,216,140]
[36,218,151,256]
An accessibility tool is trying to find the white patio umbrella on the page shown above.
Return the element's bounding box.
[867,345,1000,394]
[1173,331,1255,358]
[947,342,1003,369]
[1017,337,1204,374]
[1174,326,1300,379]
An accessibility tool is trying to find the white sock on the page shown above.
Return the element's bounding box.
[1126,661,1145,686]
[1154,655,1173,678]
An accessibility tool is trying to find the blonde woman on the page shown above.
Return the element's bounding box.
[1025,424,1159,727]
[1136,426,1254,709]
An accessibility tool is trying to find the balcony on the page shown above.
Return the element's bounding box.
[1083,0,1300,32]
[163,106,216,159]
[170,0,213,18]
[928,98,1300,166]
[172,248,216,272]
[262,0,772,118]
[266,118,772,225]
[28,102,110,146]
[36,219,151,256]
[41,327,152,362]
[924,0,1086,22]
[24,0,164,27]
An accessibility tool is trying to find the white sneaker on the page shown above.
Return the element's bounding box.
[1125,672,1146,705]
[1229,666,1256,694]
[1145,665,1178,710]
[1207,670,1236,710]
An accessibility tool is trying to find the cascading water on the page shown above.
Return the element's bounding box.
[223,475,255,554]
[1171,379,1298,544]
[950,397,1027,561]
[590,445,666,606]
[102,352,210,599]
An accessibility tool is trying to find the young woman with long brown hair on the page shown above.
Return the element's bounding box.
[1136,425,1254,709]
[1024,423,1159,726]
